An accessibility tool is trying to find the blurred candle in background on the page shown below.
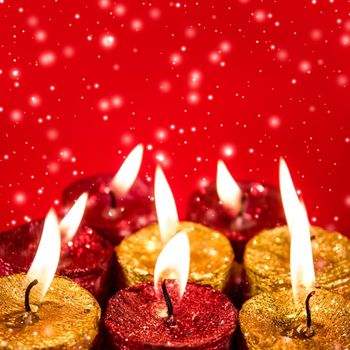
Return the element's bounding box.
[187,159,285,262]
[62,144,157,245]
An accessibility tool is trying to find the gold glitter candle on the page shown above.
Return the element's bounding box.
[0,209,101,349]
[244,225,350,297]
[116,221,234,291]
[240,288,350,349]
[0,274,100,349]
[241,160,350,349]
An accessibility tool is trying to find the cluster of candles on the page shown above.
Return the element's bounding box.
[0,144,349,349]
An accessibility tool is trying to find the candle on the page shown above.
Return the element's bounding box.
[240,289,350,349]
[187,160,285,262]
[244,159,350,298]
[104,231,238,349]
[240,167,350,348]
[116,166,234,291]
[244,226,350,298]
[62,144,156,245]
[0,194,115,307]
[0,210,100,349]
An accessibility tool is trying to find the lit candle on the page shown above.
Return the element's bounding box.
[244,159,350,298]
[187,160,285,262]
[105,231,238,349]
[0,194,115,307]
[116,166,234,291]
[186,160,285,307]
[62,144,157,245]
[240,289,350,348]
[0,210,100,349]
[240,174,350,348]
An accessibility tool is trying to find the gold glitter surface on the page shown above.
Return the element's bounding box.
[116,222,234,291]
[240,289,350,349]
[0,274,100,349]
[244,226,350,297]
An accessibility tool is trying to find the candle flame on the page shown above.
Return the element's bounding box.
[155,165,179,243]
[279,158,315,302]
[59,192,88,241]
[154,231,190,300]
[27,209,61,300]
[110,144,144,197]
[216,160,242,214]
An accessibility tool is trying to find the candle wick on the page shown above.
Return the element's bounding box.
[238,193,248,217]
[161,280,174,319]
[108,189,117,209]
[25,279,39,313]
[305,290,316,329]
[284,290,316,339]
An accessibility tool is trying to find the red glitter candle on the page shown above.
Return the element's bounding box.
[63,175,156,245]
[186,161,285,262]
[62,145,157,245]
[104,281,238,350]
[0,219,115,307]
[104,229,238,350]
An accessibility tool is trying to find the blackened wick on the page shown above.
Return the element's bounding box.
[306,290,316,329]
[25,279,38,313]
[161,280,174,319]
[108,190,117,209]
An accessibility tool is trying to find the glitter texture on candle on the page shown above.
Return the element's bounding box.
[104,281,238,350]
[244,225,350,298]
[0,274,100,349]
[116,222,234,291]
[240,289,350,349]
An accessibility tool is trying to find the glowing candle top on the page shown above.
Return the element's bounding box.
[155,165,179,243]
[26,209,61,300]
[110,144,144,197]
[154,231,190,300]
[279,158,315,302]
[216,160,242,215]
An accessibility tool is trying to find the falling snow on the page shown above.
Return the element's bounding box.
[0,1,349,234]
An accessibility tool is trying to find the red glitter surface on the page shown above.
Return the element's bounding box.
[186,181,285,262]
[0,220,115,306]
[0,1,349,236]
[62,175,156,245]
[104,281,238,350]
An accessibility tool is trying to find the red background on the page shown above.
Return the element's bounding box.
[0,0,349,234]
